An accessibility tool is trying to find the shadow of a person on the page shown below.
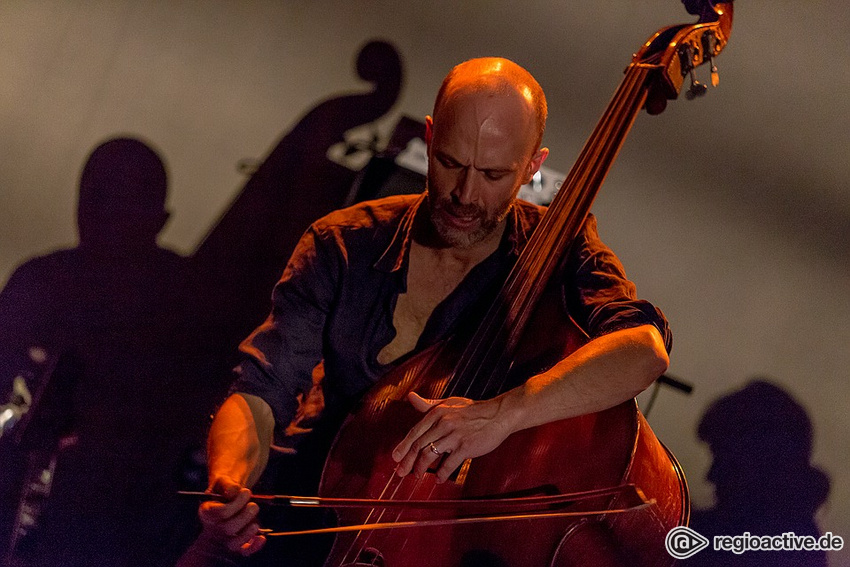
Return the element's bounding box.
[0,137,220,567]
[688,379,831,566]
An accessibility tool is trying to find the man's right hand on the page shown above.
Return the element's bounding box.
[198,476,266,557]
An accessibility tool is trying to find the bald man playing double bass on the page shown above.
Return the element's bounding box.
[182,58,671,565]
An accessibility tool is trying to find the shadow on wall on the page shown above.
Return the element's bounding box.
[190,39,404,351]
[0,40,406,567]
[689,379,831,567]
[0,137,223,567]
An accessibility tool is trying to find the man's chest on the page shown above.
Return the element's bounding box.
[376,250,473,365]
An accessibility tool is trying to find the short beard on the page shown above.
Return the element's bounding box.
[426,190,514,248]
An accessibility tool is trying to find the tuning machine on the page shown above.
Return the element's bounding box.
[679,29,721,100]
[679,43,706,100]
[703,29,721,87]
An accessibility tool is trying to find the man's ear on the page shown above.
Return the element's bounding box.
[424,115,434,147]
[524,147,549,184]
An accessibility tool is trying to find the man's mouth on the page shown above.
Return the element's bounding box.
[443,210,479,228]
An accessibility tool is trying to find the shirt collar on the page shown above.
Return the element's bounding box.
[373,192,534,274]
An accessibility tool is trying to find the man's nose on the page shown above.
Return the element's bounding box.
[452,169,478,205]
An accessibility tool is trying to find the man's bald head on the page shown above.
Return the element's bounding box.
[433,57,548,152]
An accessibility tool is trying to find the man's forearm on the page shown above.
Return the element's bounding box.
[207,393,275,489]
[499,324,669,432]
[391,325,670,482]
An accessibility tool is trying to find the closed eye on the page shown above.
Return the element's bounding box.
[437,154,462,169]
[483,170,509,181]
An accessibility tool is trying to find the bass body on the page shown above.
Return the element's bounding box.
[320,286,687,567]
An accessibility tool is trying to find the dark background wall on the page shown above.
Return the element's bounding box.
[0,1,846,562]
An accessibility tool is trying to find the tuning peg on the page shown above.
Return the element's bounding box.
[702,30,720,87]
[685,66,707,100]
[709,57,719,87]
[679,43,707,101]
[685,82,707,100]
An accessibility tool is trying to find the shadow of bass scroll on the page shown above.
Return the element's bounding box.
[191,40,404,350]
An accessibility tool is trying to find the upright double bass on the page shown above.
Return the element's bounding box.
[316,2,734,565]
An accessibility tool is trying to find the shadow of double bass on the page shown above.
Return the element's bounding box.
[191,40,404,351]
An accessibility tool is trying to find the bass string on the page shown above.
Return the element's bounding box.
[448,64,651,402]
[447,74,635,398]
[342,354,456,565]
[492,64,653,374]
[484,75,650,398]
[341,361,426,564]
[342,452,453,564]
[340,473,406,565]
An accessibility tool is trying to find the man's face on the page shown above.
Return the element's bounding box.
[425,88,546,249]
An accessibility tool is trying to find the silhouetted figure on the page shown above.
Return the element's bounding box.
[689,379,831,566]
[191,40,404,351]
[0,138,221,566]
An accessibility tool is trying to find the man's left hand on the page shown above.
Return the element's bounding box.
[391,391,514,483]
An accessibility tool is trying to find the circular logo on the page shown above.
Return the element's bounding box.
[665,526,710,559]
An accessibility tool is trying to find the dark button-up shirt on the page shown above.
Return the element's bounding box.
[231,193,671,445]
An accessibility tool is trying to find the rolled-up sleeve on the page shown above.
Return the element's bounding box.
[229,224,341,437]
[563,214,672,353]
